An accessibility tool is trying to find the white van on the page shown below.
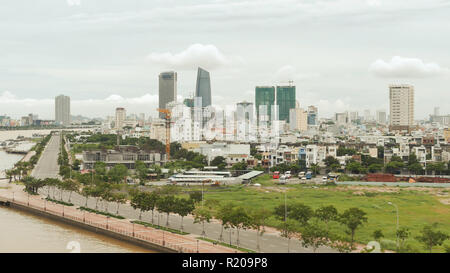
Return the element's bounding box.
[285,171,291,179]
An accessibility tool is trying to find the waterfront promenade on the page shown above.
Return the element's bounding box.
[0,182,238,253]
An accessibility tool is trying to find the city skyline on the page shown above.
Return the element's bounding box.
[0,1,449,119]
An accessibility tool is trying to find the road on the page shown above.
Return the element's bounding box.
[37,186,336,253]
[31,134,61,179]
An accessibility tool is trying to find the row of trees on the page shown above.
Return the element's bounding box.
[373,223,449,253]
[6,135,52,182]
[322,153,450,176]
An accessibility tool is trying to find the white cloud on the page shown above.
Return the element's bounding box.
[369,56,448,78]
[147,44,232,70]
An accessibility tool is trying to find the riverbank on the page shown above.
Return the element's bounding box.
[0,182,239,253]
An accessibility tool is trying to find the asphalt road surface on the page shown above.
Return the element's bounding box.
[31,134,61,179]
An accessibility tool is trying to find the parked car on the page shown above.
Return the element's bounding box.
[322,176,328,182]
[298,171,305,179]
[285,171,291,179]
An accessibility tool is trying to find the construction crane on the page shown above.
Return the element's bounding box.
[157,108,172,161]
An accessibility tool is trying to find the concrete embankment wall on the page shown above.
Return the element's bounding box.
[6,201,177,253]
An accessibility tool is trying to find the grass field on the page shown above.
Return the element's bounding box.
[177,174,450,252]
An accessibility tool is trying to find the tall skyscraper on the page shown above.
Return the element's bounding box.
[115,107,126,130]
[55,95,71,126]
[195,67,212,107]
[389,84,414,128]
[307,106,318,125]
[255,86,275,124]
[276,85,296,122]
[159,71,177,118]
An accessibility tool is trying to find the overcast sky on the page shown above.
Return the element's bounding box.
[0,0,449,120]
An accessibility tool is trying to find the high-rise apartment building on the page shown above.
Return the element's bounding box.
[389,84,414,128]
[307,106,318,125]
[276,85,296,123]
[290,107,308,132]
[376,110,387,125]
[236,101,254,122]
[159,71,177,118]
[55,95,71,126]
[255,86,275,124]
[115,107,126,130]
[195,67,212,108]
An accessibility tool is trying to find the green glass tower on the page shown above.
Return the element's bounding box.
[255,86,275,123]
[276,85,296,122]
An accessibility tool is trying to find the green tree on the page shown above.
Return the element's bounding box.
[189,191,203,203]
[156,195,176,227]
[299,224,330,253]
[368,163,384,173]
[63,179,80,203]
[310,164,321,175]
[415,223,449,253]
[408,163,424,175]
[175,198,195,232]
[315,205,338,232]
[289,203,313,226]
[111,192,127,215]
[108,164,128,183]
[373,229,384,242]
[323,156,340,172]
[229,207,252,247]
[275,218,298,253]
[338,207,368,248]
[216,202,235,242]
[135,160,148,181]
[396,226,410,252]
[211,156,227,170]
[249,207,271,252]
[193,206,213,238]
[385,161,404,174]
[231,161,248,171]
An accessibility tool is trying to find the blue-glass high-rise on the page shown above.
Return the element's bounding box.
[195,67,212,107]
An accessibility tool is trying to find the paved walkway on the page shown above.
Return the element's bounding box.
[34,185,336,253]
[31,134,60,179]
[0,182,237,253]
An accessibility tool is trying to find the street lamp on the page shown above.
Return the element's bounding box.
[163,229,165,246]
[106,216,110,229]
[62,205,65,217]
[284,190,289,253]
[132,222,135,237]
[197,240,199,253]
[387,201,399,251]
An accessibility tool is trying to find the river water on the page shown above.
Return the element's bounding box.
[0,129,152,253]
